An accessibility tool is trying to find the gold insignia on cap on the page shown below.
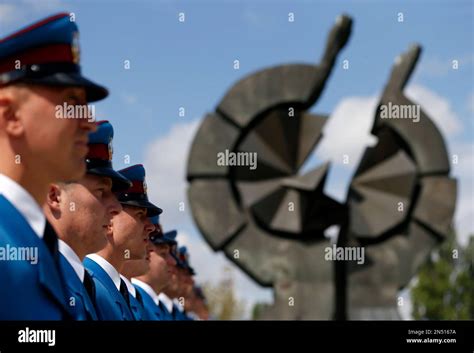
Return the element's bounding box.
[108,137,113,161]
[143,181,148,194]
[72,31,80,64]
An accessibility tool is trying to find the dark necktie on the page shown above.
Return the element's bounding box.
[172,305,178,320]
[135,288,143,305]
[82,270,97,321]
[158,301,168,320]
[119,279,131,308]
[43,221,59,263]
[83,270,96,301]
[43,221,74,320]
[134,289,147,320]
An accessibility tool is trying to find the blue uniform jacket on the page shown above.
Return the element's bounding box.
[59,253,98,320]
[157,302,176,321]
[134,284,162,320]
[172,304,193,321]
[129,290,148,321]
[0,195,71,319]
[83,257,134,320]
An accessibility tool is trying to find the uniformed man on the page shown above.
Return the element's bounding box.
[120,229,155,320]
[185,286,210,320]
[83,164,159,320]
[173,246,196,321]
[132,217,177,320]
[43,120,130,320]
[157,237,191,320]
[119,272,149,321]
[0,13,107,319]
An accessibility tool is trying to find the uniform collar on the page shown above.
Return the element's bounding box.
[120,275,136,298]
[59,239,85,282]
[173,298,184,312]
[131,278,159,304]
[86,253,121,290]
[187,311,200,320]
[158,293,174,313]
[0,173,45,238]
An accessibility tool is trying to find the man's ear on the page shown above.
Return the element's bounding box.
[46,184,63,214]
[0,88,25,137]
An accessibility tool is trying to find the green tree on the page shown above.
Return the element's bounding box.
[411,230,473,320]
[251,302,268,320]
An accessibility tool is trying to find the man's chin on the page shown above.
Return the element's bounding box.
[131,256,150,264]
[60,159,86,182]
[139,264,150,276]
[131,258,150,276]
[91,236,108,253]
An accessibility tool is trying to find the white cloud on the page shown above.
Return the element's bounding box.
[314,95,379,169]
[315,84,462,171]
[144,119,201,227]
[406,84,462,136]
[451,142,474,176]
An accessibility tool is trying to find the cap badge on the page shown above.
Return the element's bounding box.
[72,31,80,64]
[108,137,113,161]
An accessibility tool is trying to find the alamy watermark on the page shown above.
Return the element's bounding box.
[380,102,420,123]
[18,327,55,346]
[55,102,95,122]
[325,244,365,264]
[0,244,38,264]
[217,149,258,170]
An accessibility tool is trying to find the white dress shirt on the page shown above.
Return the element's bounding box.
[0,173,45,238]
[132,278,159,305]
[120,275,136,298]
[158,292,174,313]
[173,298,184,312]
[186,311,201,320]
[86,253,121,290]
[59,239,85,282]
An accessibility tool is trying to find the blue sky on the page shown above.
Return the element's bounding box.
[1,0,473,318]
[2,0,472,161]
